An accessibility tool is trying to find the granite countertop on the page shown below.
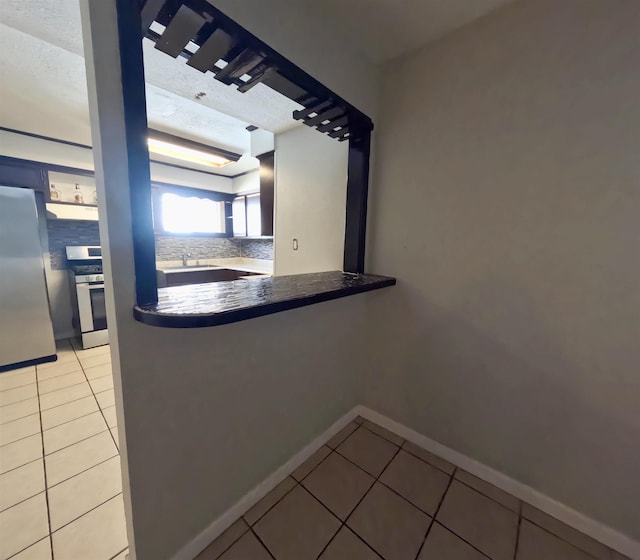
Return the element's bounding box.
[156,257,273,276]
[134,271,396,328]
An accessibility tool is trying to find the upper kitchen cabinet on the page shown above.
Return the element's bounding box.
[0,157,47,190]
[258,152,275,237]
[46,171,99,221]
[231,154,275,238]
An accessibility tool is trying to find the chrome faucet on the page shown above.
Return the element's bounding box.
[182,252,192,266]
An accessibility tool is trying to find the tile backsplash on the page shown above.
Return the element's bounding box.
[240,239,274,260]
[47,220,101,270]
[46,224,273,270]
[155,236,273,261]
[155,236,241,261]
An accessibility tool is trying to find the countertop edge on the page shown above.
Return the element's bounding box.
[133,272,396,328]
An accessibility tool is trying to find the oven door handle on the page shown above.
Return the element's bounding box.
[76,283,104,333]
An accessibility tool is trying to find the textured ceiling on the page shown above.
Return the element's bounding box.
[311,0,515,63]
[0,0,303,176]
[0,0,515,176]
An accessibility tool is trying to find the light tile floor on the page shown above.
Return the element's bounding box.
[0,340,127,560]
[197,418,631,560]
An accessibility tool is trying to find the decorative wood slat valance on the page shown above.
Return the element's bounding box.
[139,0,373,142]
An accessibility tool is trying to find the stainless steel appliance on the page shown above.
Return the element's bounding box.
[0,186,56,371]
[66,246,108,349]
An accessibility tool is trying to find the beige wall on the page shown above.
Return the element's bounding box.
[367,0,640,541]
[274,126,348,275]
[80,2,379,559]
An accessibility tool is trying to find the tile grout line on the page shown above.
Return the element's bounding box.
[414,469,504,560]
[207,525,250,560]
[52,492,124,536]
[35,394,99,412]
[514,501,523,560]
[241,477,299,528]
[0,414,42,447]
[34,364,55,560]
[107,545,129,560]
[5,536,51,560]
[46,453,120,491]
[311,442,404,560]
[0,378,108,422]
[0,388,39,409]
[452,474,521,514]
[520,519,607,560]
[72,344,120,452]
[331,441,453,522]
[1,407,110,451]
[329,434,452,519]
[413,466,457,560]
[248,527,277,560]
[43,427,112,458]
[0,461,45,514]
[0,378,36,392]
[43,406,106,432]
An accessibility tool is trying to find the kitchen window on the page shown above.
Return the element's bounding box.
[232,193,262,237]
[152,184,233,236]
[161,193,224,234]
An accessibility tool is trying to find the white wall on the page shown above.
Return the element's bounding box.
[81,2,379,559]
[367,0,640,542]
[274,126,347,275]
[231,170,259,194]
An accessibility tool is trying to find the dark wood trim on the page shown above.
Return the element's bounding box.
[343,129,371,274]
[0,154,95,179]
[134,271,396,328]
[0,156,49,192]
[257,151,275,237]
[0,126,241,180]
[142,0,373,141]
[115,0,158,306]
[0,126,93,150]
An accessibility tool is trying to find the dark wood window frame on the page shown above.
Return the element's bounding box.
[86,0,394,326]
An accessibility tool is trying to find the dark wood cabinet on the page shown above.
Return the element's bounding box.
[0,158,47,191]
[257,151,275,237]
[160,268,259,287]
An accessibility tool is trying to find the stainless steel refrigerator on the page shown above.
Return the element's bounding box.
[0,185,56,371]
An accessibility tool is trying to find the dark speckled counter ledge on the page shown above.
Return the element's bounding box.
[134,271,396,328]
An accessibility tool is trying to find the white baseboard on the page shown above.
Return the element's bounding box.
[355,406,640,560]
[173,404,639,560]
[171,407,360,560]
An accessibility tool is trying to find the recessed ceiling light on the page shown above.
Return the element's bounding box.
[147,130,242,168]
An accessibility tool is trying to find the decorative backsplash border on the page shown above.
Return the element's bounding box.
[154,236,273,261]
